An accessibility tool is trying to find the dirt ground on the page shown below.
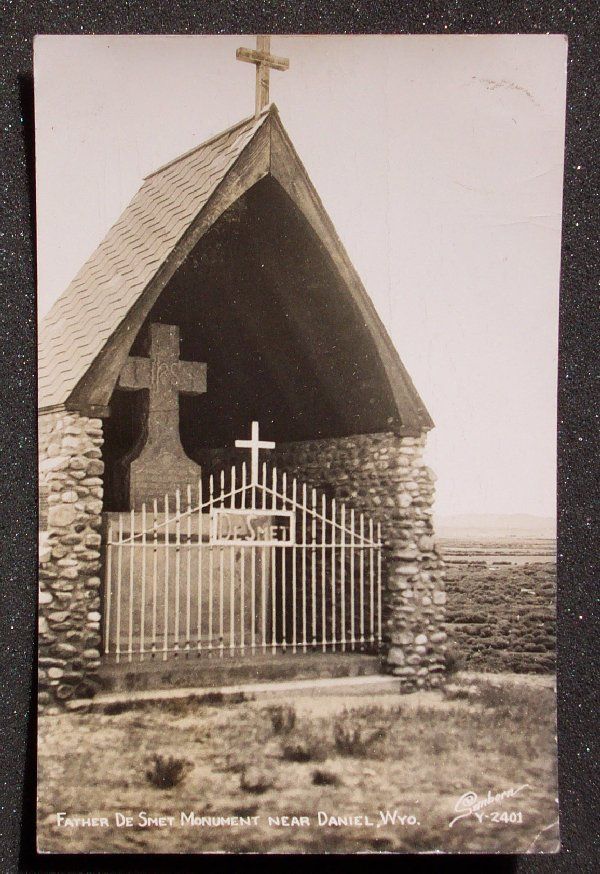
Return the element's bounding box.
[37,673,559,855]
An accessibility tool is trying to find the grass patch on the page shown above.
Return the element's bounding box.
[240,767,275,795]
[476,680,540,710]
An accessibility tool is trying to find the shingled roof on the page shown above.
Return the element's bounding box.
[38,110,269,410]
[38,104,433,433]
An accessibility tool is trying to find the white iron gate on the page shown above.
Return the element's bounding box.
[103,463,382,663]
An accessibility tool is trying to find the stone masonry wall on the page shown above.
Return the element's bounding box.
[38,411,105,712]
[207,432,446,690]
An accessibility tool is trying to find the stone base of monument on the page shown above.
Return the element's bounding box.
[98,651,383,693]
[103,511,275,661]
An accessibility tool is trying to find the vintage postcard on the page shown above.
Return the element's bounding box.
[36,34,566,854]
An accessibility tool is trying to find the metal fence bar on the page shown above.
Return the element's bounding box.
[152,499,158,656]
[340,502,346,652]
[229,467,236,656]
[261,464,267,654]
[369,517,375,646]
[271,467,277,654]
[291,477,298,654]
[281,471,287,652]
[104,522,113,656]
[174,490,181,656]
[359,512,365,649]
[331,498,336,652]
[197,477,203,654]
[249,462,256,655]
[377,522,383,646]
[240,463,246,656]
[163,494,170,661]
[311,488,317,649]
[321,493,327,652]
[140,503,146,660]
[185,485,192,654]
[208,474,214,656]
[350,508,355,651]
[219,470,225,658]
[116,514,123,663]
[301,482,307,652]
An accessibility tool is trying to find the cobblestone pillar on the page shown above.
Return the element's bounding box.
[381,435,447,689]
[38,411,104,712]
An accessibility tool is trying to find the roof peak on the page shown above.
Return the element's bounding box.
[144,103,279,182]
[39,102,431,431]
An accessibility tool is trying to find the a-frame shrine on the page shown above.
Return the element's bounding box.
[38,38,446,711]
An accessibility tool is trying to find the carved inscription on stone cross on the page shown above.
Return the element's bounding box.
[118,323,207,508]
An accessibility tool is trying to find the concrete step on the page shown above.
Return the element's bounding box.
[98,651,384,693]
[89,673,401,711]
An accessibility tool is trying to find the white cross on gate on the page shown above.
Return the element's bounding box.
[235,421,276,485]
[236,35,289,117]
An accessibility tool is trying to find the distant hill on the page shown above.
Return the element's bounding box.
[435,513,556,540]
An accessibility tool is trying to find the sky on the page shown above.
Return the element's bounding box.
[34,34,568,519]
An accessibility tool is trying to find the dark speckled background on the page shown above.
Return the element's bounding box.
[0,2,598,871]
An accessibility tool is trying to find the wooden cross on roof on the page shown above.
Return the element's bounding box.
[236,36,289,117]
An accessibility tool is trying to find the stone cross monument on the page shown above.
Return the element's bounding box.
[118,323,207,508]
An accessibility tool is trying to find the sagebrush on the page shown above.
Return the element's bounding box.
[268,705,296,734]
[145,754,189,788]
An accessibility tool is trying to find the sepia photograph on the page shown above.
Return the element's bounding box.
[36,33,567,854]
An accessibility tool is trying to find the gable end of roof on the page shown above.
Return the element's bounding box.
[38,104,433,434]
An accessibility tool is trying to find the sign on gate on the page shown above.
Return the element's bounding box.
[210,508,295,546]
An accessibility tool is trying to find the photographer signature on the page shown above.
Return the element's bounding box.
[449,784,529,827]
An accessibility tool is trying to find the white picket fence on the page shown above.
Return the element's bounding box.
[103,463,382,663]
